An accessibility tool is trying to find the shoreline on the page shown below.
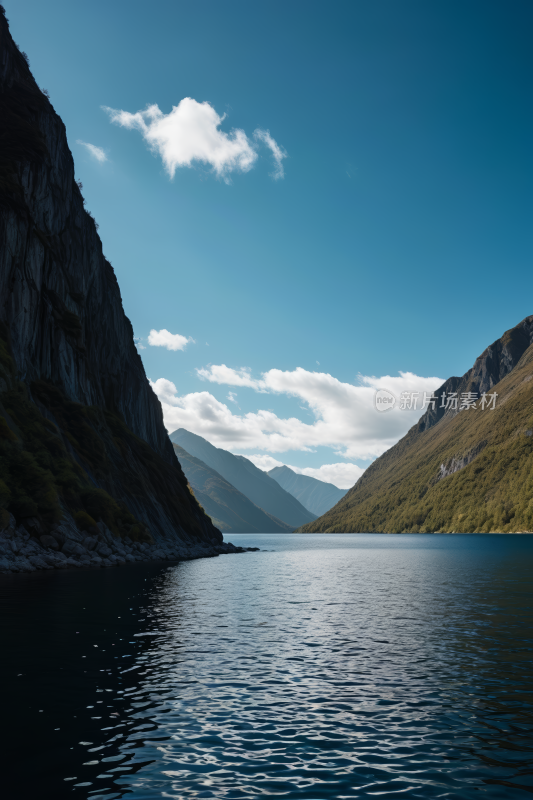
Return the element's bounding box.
[0,512,257,576]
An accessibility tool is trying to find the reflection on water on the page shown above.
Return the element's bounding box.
[2,534,533,798]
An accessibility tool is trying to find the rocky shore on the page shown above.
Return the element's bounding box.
[0,512,258,575]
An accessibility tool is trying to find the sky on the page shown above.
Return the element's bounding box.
[8,0,533,488]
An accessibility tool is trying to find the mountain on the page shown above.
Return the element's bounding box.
[268,465,347,517]
[169,429,317,528]
[0,9,222,554]
[298,316,533,534]
[173,445,294,533]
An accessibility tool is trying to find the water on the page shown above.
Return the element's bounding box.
[2,533,533,799]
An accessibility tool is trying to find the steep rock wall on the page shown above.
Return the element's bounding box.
[0,12,169,457]
[417,316,533,432]
[0,8,222,550]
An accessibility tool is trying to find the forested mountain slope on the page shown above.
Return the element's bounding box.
[299,317,533,534]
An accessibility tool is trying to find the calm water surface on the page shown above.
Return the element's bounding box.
[2,534,533,799]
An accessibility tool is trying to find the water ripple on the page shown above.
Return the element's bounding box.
[2,534,533,798]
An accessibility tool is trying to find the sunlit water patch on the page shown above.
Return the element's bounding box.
[2,534,533,799]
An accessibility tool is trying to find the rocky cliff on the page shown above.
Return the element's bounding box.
[417,316,533,432]
[298,316,533,534]
[0,7,226,572]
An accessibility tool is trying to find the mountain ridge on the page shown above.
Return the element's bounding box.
[417,316,533,433]
[173,444,294,533]
[268,465,347,517]
[298,316,533,534]
[169,429,317,528]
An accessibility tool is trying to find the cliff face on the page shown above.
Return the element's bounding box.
[298,317,533,534]
[417,316,533,432]
[0,12,169,457]
[0,9,222,552]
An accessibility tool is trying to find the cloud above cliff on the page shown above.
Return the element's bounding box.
[103,98,286,182]
[148,329,194,351]
[77,140,108,162]
[150,366,443,461]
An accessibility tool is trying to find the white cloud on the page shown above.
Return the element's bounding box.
[103,98,286,182]
[254,129,287,179]
[77,140,108,162]
[197,364,262,389]
[151,366,444,461]
[147,329,194,352]
[151,378,181,406]
[296,463,363,490]
[227,391,239,406]
[238,455,362,490]
[240,454,285,472]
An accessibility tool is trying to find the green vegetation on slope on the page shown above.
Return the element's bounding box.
[298,345,533,534]
[0,8,219,546]
[0,323,203,540]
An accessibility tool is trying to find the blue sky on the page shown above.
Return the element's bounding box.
[9,0,533,487]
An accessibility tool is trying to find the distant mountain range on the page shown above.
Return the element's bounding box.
[173,444,293,533]
[298,316,533,534]
[169,429,317,528]
[268,466,347,517]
